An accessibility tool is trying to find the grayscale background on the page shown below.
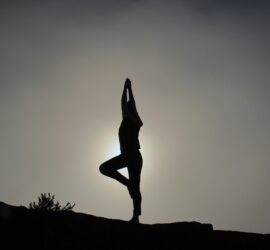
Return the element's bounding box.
[0,0,269,233]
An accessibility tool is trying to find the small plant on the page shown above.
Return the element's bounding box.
[29,193,75,211]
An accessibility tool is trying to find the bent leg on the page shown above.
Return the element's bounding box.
[99,154,129,186]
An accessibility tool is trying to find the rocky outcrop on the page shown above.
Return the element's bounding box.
[0,201,269,249]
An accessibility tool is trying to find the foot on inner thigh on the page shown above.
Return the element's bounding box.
[127,184,134,198]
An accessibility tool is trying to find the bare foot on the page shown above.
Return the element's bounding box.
[129,216,139,224]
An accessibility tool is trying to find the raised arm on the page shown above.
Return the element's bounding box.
[127,84,136,104]
[126,79,143,126]
[121,79,130,119]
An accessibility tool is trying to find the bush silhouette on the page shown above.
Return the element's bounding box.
[29,193,75,211]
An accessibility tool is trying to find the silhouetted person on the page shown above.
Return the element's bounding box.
[99,78,143,223]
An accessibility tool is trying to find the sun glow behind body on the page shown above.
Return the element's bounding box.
[104,140,128,178]
[102,127,155,180]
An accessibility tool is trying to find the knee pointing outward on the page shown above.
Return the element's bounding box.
[99,163,110,176]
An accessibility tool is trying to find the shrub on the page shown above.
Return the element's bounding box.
[29,193,75,211]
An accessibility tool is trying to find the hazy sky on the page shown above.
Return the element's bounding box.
[0,0,270,233]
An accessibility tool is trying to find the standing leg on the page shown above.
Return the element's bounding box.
[99,154,129,186]
[127,150,143,222]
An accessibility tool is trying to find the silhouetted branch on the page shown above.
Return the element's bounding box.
[29,193,75,211]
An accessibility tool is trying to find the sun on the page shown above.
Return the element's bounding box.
[105,140,120,159]
[105,140,129,178]
[98,129,154,180]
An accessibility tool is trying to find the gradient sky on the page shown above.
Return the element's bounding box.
[0,0,270,233]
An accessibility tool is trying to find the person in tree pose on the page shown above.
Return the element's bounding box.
[99,78,143,223]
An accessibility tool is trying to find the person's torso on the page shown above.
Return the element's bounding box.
[118,118,141,153]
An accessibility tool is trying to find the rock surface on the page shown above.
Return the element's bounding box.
[0,201,269,249]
